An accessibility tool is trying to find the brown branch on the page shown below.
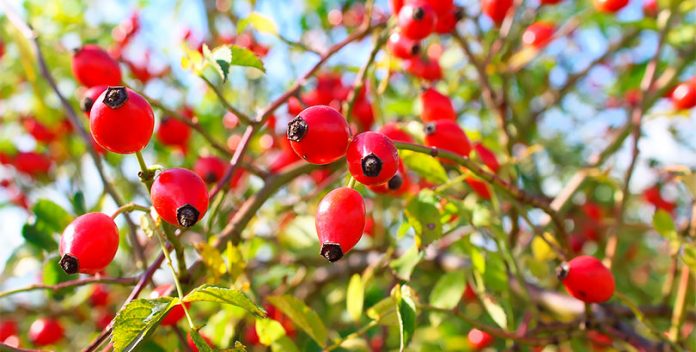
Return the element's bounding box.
[0,277,138,299]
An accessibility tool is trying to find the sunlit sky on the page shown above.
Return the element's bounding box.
[1,0,695,298]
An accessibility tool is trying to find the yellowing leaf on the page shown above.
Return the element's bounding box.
[346,274,364,322]
[238,12,278,35]
[194,242,227,281]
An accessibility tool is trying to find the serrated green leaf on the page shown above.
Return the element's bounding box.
[405,190,442,247]
[189,330,213,352]
[393,285,416,351]
[237,12,278,34]
[389,244,423,281]
[347,274,364,322]
[429,271,466,310]
[401,150,448,184]
[183,285,265,317]
[256,318,285,345]
[267,295,328,347]
[112,298,176,352]
[33,199,72,233]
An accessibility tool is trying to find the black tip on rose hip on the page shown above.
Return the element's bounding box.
[361,154,383,177]
[176,204,200,227]
[287,116,308,142]
[556,262,569,280]
[413,7,425,20]
[204,172,217,183]
[321,242,344,262]
[81,97,95,113]
[388,174,403,190]
[411,43,421,55]
[424,123,436,135]
[454,7,465,21]
[103,86,128,109]
[59,254,79,275]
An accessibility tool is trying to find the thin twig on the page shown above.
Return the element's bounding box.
[0,277,138,299]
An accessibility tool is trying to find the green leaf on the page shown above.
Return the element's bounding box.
[256,318,286,345]
[237,12,278,34]
[392,285,416,351]
[367,297,399,326]
[346,274,365,322]
[32,199,72,233]
[481,295,507,329]
[183,285,265,317]
[189,330,213,352]
[429,271,466,310]
[401,150,448,184]
[270,336,299,352]
[681,244,696,272]
[230,45,265,73]
[653,210,677,241]
[405,190,443,247]
[22,222,58,251]
[267,295,328,347]
[71,191,87,215]
[112,298,176,352]
[389,244,423,281]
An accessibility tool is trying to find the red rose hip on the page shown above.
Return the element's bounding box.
[151,168,209,227]
[81,85,108,118]
[347,132,400,186]
[59,212,119,275]
[194,156,227,183]
[593,0,629,13]
[90,87,154,154]
[72,45,122,87]
[424,120,472,157]
[29,318,64,346]
[671,80,696,110]
[558,255,615,303]
[316,187,366,262]
[287,105,350,165]
[468,328,493,350]
[522,22,555,49]
[421,87,456,122]
[387,32,421,59]
[397,1,436,40]
[481,0,513,25]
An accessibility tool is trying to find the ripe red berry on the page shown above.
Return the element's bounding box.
[22,117,57,143]
[90,284,110,307]
[0,320,18,342]
[397,1,436,40]
[59,212,119,275]
[379,122,414,143]
[481,0,513,25]
[593,0,629,13]
[522,22,555,49]
[421,87,456,122]
[643,0,658,17]
[352,95,376,132]
[434,7,463,34]
[157,116,192,151]
[193,156,227,184]
[29,318,64,346]
[90,87,154,154]
[72,45,122,87]
[390,0,405,14]
[558,255,615,303]
[151,168,208,227]
[81,85,108,118]
[287,105,351,165]
[473,143,500,173]
[315,187,366,262]
[466,177,492,200]
[150,285,191,326]
[424,0,454,15]
[424,120,472,157]
[347,132,400,186]
[671,80,696,110]
[403,56,442,81]
[13,151,53,177]
[467,328,493,350]
[541,0,563,4]
[387,32,421,60]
